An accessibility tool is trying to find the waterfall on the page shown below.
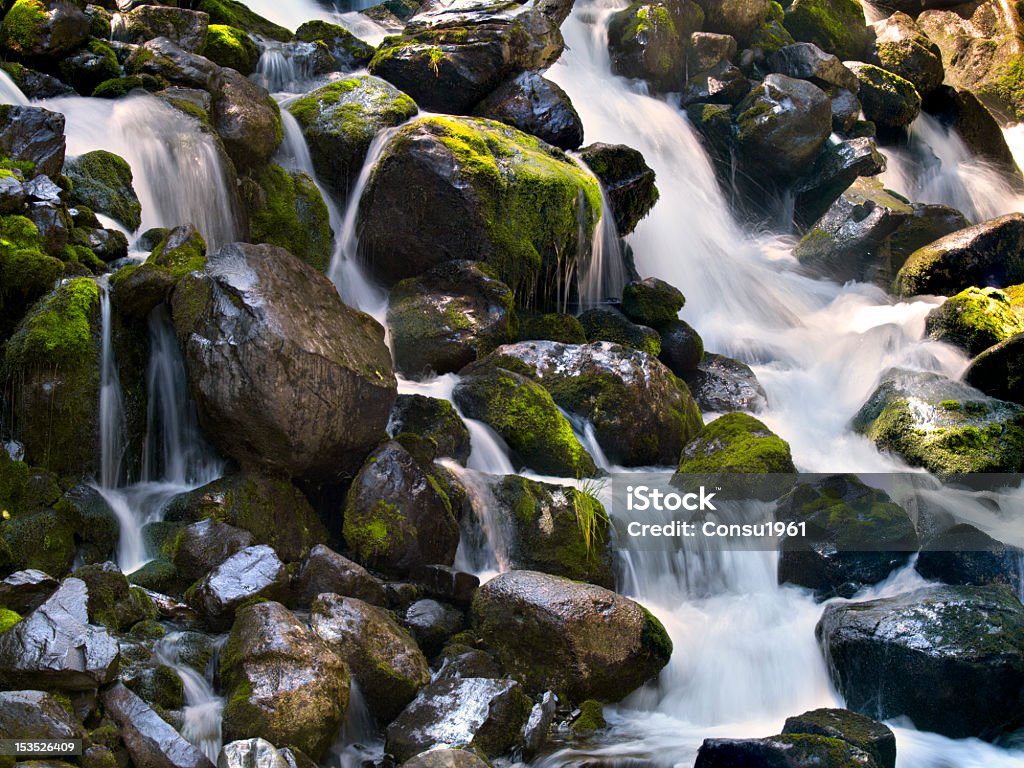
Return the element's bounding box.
[42,94,240,248]
[577,181,628,309]
[328,682,383,768]
[98,282,126,490]
[155,633,225,763]
[253,44,326,94]
[0,69,28,106]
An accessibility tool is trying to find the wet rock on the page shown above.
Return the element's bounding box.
[119,658,185,710]
[247,164,333,273]
[658,319,704,375]
[401,749,492,768]
[221,602,349,761]
[75,226,129,263]
[0,105,66,180]
[385,677,532,762]
[74,561,156,632]
[607,0,705,91]
[120,6,210,51]
[853,368,1024,475]
[733,74,832,182]
[127,37,219,89]
[0,569,59,614]
[218,739,289,768]
[0,0,91,58]
[171,242,396,481]
[768,42,860,92]
[965,331,1024,405]
[677,412,796,474]
[923,86,1021,180]
[783,0,869,61]
[311,593,431,720]
[454,364,599,476]
[294,20,374,70]
[200,24,259,74]
[792,137,887,229]
[846,62,922,131]
[101,682,214,768]
[577,142,659,235]
[894,213,1024,297]
[693,0,769,46]
[0,174,26,214]
[0,690,84,741]
[209,68,280,172]
[186,545,288,631]
[884,202,971,280]
[0,577,119,691]
[472,570,673,700]
[404,598,464,656]
[411,564,480,606]
[926,286,1024,355]
[388,395,472,466]
[487,474,614,587]
[830,87,862,133]
[522,691,558,758]
[817,584,1024,739]
[65,150,141,232]
[916,523,1023,593]
[388,260,516,377]
[288,76,417,201]
[777,475,919,599]
[694,734,877,768]
[682,60,750,107]
[358,116,601,310]
[474,71,583,150]
[171,519,254,583]
[621,277,685,327]
[782,708,896,768]
[478,340,703,465]
[292,544,387,608]
[871,12,944,96]
[27,200,71,256]
[681,352,768,413]
[0,63,74,100]
[343,440,459,573]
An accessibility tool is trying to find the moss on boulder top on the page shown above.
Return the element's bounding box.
[676,412,796,474]
[0,214,63,340]
[193,0,290,42]
[65,150,142,232]
[200,24,259,74]
[782,0,869,61]
[926,286,1024,356]
[247,163,333,273]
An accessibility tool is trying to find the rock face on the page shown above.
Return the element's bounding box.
[0,106,65,181]
[607,0,706,91]
[357,116,601,309]
[388,395,472,465]
[783,0,869,61]
[733,74,832,181]
[171,242,396,481]
[288,76,418,199]
[782,709,896,768]
[310,593,431,720]
[894,213,1024,297]
[0,578,119,690]
[186,545,289,631]
[817,585,1024,739]
[65,150,142,231]
[472,570,673,700]
[677,413,796,474]
[101,683,214,768]
[0,689,83,740]
[221,602,350,761]
[852,368,1024,475]
[681,352,768,413]
[776,475,919,599]
[292,544,387,608]
[474,71,583,150]
[965,331,1024,405]
[577,143,659,235]
[385,677,533,762]
[478,341,703,465]
[343,440,460,573]
[388,260,516,377]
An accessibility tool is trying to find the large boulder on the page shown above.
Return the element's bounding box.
[209,68,281,172]
[871,12,944,95]
[288,76,418,200]
[453,366,598,477]
[732,74,832,182]
[200,24,260,74]
[475,340,703,465]
[388,395,472,466]
[782,709,896,768]
[0,577,119,690]
[677,412,796,474]
[894,213,1024,297]
[64,150,142,232]
[0,105,65,181]
[768,42,860,92]
[845,62,922,130]
[474,71,584,150]
[792,136,887,228]
[171,519,254,583]
[171,242,396,481]
[385,677,533,762]
[220,601,349,761]
[368,0,566,114]
[247,164,332,273]
[681,352,768,412]
[0,0,90,58]
[852,368,1024,475]
[472,570,673,700]
[965,331,1024,405]
[0,689,83,742]
[185,545,289,631]
[817,585,1024,739]
[578,306,661,355]
[777,475,919,599]
[694,735,879,767]
[916,523,1023,593]
[101,683,214,768]
[294,20,375,70]
[310,593,431,721]
[292,544,387,608]
[925,286,1024,355]
[577,142,659,235]
[607,0,706,91]
[126,37,220,90]
[357,116,601,309]
[388,260,516,377]
[119,5,210,51]
[487,474,614,587]
[342,440,459,573]
[693,0,770,45]
[783,0,870,61]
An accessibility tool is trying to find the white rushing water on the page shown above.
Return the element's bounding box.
[155,633,225,763]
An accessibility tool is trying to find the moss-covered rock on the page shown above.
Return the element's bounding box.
[389,395,472,466]
[965,331,1024,407]
[782,0,869,61]
[577,142,659,235]
[607,0,705,91]
[57,39,120,96]
[871,12,944,97]
[454,367,598,477]
[747,1,794,54]
[676,412,796,474]
[210,67,282,172]
[192,0,290,42]
[91,75,152,99]
[3,277,101,480]
[0,0,90,58]
[852,368,1024,475]
[295,20,375,70]
[578,306,661,355]
[65,150,142,232]
[693,0,771,46]
[695,733,880,768]
[621,276,685,327]
[0,214,63,340]
[147,223,206,279]
[0,507,77,577]
[359,116,602,310]
[200,24,259,74]
[288,75,417,200]
[926,286,1024,356]
[0,607,21,633]
[782,708,896,768]
[571,699,606,736]
[515,311,587,343]
[246,164,332,273]
[74,562,157,631]
[846,61,921,130]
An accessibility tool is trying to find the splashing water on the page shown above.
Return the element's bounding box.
[155,633,225,763]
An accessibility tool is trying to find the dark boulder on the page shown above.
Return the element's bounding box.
[577,142,659,235]
[681,352,768,413]
[388,395,472,466]
[0,105,65,180]
[474,71,583,150]
[916,523,1023,593]
[101,682,213,768]
[185,545,289,631]
[782,709,896,768]
[965,332,1024,405]
[291,544,387,608]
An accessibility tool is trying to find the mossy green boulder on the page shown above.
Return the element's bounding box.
[389,394,472,465]
[781,708,896,768]
[200,24,259,74]
[577,142,660,235]
[74,562,157,632]
[607,0,705,91]
[454,367,598,477]
[149,223,207,278]
[578,306,661,356]
[247,164,333,273]
[65,150,142,232]
[3,277,101,480]
[965,332,1024,407]
[852,368,1024,475]
[676,412,796,474]
[0,0,90,58]
[782,0,869,61]
[515,311,587,343]
[871,11,944,97]
[193,0,290,42]
[846,62,921,130]
[295,20,375,69]
[621,277,685,327]
[693,0,772,46]
[359,116,602,310]
[0,214,63,340]
[926,286,1024,356]
[288,75,417,199]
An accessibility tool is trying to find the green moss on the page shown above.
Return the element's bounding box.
[0,0,47,55]
[571,699,606,736]
[92,76,148,99]
[344,500,408,562]
[516,312,587,343]
[980,55,1024,123]
[580,309,661,355]
[783,0,867,61]
[640,604,673,661]
[65,150,142,231]
[200,24,259,74]
[926,287,1024,356]
[149,227,206,278]
[247,164,333,272]
[0,607,22,633]
[6,277,99,369]
[0,508,77,576]
[0,215,63,338]
[193,0,291,42]
[677,413,796,474]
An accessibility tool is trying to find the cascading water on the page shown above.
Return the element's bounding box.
[576,177,628,309]
[41,94,240,247]
[155,632,225,763]
[0,68,27,106]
